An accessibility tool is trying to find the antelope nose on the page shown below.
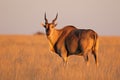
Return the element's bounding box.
[46,30,50,35]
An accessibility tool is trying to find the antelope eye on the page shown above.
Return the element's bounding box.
[52,25,54,28]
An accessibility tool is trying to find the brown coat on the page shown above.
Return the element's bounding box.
[42,13,99,66]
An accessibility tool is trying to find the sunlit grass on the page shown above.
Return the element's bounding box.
[0,35,120,80]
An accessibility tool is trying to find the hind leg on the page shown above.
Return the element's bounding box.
[83,53,89,66]
[92,50,98,66]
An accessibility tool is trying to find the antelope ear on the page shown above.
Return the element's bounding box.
[41,23,45,27]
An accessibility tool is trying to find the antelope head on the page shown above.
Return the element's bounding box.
[42,13,58,36]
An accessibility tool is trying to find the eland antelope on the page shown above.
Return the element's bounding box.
[41,13,99,66]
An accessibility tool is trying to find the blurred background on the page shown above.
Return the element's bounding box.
[0,0,120,35]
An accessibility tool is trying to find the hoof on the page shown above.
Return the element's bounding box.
[86,62,89,66]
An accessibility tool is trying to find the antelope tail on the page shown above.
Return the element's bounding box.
[94,33,99,52]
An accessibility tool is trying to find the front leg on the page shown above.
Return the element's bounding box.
[49,46,55,53]
[48,41,55,53]
[61,46,68,63]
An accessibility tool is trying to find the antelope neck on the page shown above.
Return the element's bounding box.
[47,29,62,46]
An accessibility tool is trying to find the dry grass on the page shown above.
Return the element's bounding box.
[0,35,120,80]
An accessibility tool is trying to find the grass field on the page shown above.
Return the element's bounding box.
[0,35,120,80]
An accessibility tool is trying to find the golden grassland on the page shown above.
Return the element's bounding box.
[0,35,120,80]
